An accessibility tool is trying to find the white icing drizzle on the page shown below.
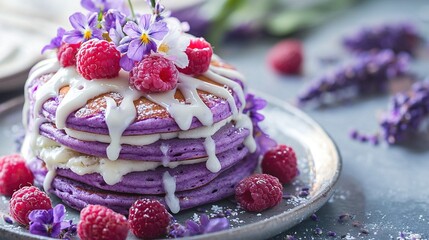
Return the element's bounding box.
[160,143,170,167]
[22,58,60,129]
[162,171,180,214]
[105,94,138,160]
[210,65,246,86]
[235,114,257,153]
[204,136,221,173]
[64,116,232,146]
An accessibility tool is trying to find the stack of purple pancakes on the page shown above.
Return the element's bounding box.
[22,59,263,215]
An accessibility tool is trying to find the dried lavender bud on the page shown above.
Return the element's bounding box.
[314,227,323,235]
[282,193,293,200]
[327,231,337,237]
[3,215,13,224]
[298,50,409,106]
[285,235,297,240]
[225,209,232,216]
[298,190,309,198]
[338,213,352,223]
[352,221,362,227]
[360,228,370,235]
[343,22,420,55]
[381,80,429,144]
[310,213,319,222]
[301,187,310,191]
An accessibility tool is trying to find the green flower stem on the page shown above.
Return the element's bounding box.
[128,0,136,19]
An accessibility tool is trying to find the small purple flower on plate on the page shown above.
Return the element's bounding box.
[41,27,65,54]
[186,214,229,236]
[29,204,76,238]
[63,12,103,44]
[123,14,168,62]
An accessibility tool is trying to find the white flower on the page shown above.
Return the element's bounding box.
[158,26,190,68]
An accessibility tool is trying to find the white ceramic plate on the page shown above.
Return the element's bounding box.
[0,93,341,240]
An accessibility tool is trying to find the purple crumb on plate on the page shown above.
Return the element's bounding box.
[3,215,13,224]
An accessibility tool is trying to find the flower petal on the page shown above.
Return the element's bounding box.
[50,222,62,238]
[120,55,135,71]
[91,28,104,40]
[69,12,87,31]
[123,21,142,39]
[80,0,97,12]
[139,14,152,31]
[53,204,66,223]
[203,218,229,234]
[63,30,84,44]
[127,39,146,61]
[29,222,49,237]
[171,51,189,68]
[87,13,99,28]
[28,210,52,224]
[149,21,168,40]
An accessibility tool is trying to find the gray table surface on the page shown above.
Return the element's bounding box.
[220,0,429,239]
[2,0,429,239]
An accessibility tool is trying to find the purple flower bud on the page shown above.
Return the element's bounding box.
[298,50,409,106]
[343,22,420,55]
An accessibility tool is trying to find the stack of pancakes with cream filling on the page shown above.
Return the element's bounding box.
[22,57,263,214]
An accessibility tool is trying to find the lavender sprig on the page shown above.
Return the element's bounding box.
[297,50,409,106]
[343,22,420,55]
[380,80,429,144]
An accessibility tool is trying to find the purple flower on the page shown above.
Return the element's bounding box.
[41,27,65,53]
[104,9,127,32]
[185,214,229,236]
[123,14,168,62]
[63,12,103,44]
[29,204,76,238]
[146,0,169,21]
[81,0,125,13]
[244,94,277,154]
[380,80,429,144]
[298,50,410,106]
[109,20,134,71]
[343,22,420,55]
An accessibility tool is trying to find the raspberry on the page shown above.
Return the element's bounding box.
[57,43,81,67]
[0,154,34,196]
[179,38,213,75]
[78,205,129,240]
[261,144,298,184]
[130,55,178,93]
[76,39,121,80]
[235,174,283,212]
[128,199,171,239]
[267,39,303,75]
[9,186,52,225]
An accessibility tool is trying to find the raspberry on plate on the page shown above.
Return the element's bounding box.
[57,43,81,67]
[0,154,34,196]
[130,55,179,93]
[77,205,129,240]
[128,199,171,239]
[235,174,283,212]
[261,144,298,184]
[9,186,52,225]
[267,39,303,75]
[76,39,121,80]
[179,38,213,75]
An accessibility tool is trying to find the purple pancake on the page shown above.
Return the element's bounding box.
[39,122,249,161]
[55,145,249,194]
[27,71,243,136]
[50,152,258,215]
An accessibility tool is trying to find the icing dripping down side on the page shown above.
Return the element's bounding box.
[160,143,170,167]
[163,171,180,214]
[204,136,221,173]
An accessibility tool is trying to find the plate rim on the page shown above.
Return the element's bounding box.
[0,93,342,240]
